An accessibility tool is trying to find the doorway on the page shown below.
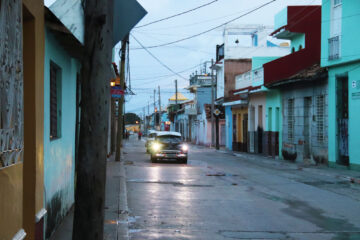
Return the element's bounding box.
[337,75,349,165]
[258,105,263,153]
[242,113,248,152]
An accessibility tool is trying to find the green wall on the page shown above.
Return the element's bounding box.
[321,1,360,67]
[327,63,360,166]
[274,7,287,30]
[44,28,81,238]
[322,0,360,168]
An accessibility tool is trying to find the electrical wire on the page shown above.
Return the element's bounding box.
[130,34,188,81]
[132,63,203,81]
[131,0,276,50]
[135,0,219,28]
[132,4,260,32]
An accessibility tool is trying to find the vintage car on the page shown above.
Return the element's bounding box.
[145,130,159,153]
[149,132,188,164]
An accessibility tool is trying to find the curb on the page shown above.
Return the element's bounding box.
[118,162,129,240]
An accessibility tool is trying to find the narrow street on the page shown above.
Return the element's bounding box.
[123,136,360,240]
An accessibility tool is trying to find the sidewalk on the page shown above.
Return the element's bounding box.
[197,144,360,185]
[51,155,129,240]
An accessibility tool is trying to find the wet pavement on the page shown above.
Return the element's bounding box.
[123,136,360,240]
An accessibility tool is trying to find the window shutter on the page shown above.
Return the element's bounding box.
[50,62,58,139]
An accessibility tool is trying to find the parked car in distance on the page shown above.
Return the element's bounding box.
[149,132,188,164]
[145,130,158,153]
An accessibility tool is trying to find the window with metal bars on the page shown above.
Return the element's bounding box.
[316,95,325,142]
[334,0,342,6]
[50,61,62,140]
[287,99,295,141]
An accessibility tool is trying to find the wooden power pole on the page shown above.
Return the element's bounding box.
[73,0,114,239]
[158,85,161,129]
[115,35,128,162]
[211,59,215,147]
[175,79,178,132]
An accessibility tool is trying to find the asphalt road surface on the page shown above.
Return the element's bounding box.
[123,136,360,240]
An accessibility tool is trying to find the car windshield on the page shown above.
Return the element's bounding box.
[157,135,181,143]
[148,133,156,138]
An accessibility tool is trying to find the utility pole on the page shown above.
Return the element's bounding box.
[175,79,178,132]
[158,85,161,130]
[153,89,156,129]
[115,35,128,162]
[73,0,113,238]
[143,107,146,133]
[211,59,215,147]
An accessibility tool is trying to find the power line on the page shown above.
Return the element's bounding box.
[131,0,276,50]
[135,0,219,28]
[131,63,205,81]
[130,34,188,81]
[133,4,260,32]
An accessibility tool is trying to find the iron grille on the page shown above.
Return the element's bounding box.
[287,99,295,141]
[50,62,61,139]
[329,36,340,60]
[316,95,325,142]
[334,0,342,6]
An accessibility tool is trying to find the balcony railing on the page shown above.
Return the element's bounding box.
[252,67,264,85]
[328,36,340,60]
[235,71,251,90]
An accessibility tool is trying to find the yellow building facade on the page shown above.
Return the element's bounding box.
[0,0,45,239]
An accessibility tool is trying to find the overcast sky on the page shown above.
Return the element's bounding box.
[125,0,321,115]
[46,0,321,115]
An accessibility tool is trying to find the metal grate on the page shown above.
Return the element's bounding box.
[316,95,325,142]
[329,36,340,60]
[334,0,342,6]
[287,99,295,141]
[50,61,61,139]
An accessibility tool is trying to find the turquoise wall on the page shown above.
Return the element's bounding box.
[327,63,360,166]
[322,0,360,168]
[252,57,279,70]
[274,7,287,30]
[321,1,360,67]
[252,57,280,87]
[225,106,233,150]
[265,89,282,157]
[290,34,305,52]
[44,28,80,238]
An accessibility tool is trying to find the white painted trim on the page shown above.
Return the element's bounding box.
[12,229,26,240]
[35,208,47,222]
[222,100,247,106]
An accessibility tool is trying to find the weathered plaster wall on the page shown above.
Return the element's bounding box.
[43,28,79,239]
[1,0,45,239]
[224,60,252,99]
[281,81,328,163]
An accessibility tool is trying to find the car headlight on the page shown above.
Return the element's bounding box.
[181,144,188,152]
[152,143,161,152]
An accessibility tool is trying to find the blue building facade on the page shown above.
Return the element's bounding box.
[43,27,81,238]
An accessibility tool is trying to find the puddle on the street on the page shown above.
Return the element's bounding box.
[283,199,360,232]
